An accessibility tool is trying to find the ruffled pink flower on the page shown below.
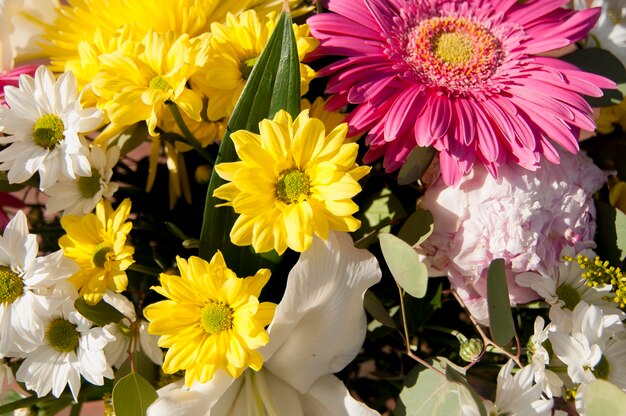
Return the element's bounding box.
[417,151,606,324]
[309,0,615,185]
[0,64,38,106]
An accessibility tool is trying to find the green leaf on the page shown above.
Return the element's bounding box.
[364,290,397,329]
[397,146,437,185]
[74,297,125,327]
[397,208,434,246]
[198,11,300,275]
[112,372,158,416]
[560,48,626,107]
[445,365,487,416]
[584,379,626,416]
[115,351,157,387]
[396,366,462,416]
[594,200,626,265]
[115,123,148,156]
[379,233,428,298]
[486,258,516,346]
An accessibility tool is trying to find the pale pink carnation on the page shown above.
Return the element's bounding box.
[417,151,606,324]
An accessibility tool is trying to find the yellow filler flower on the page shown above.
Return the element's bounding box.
[214,109,370,254]
[144,253,276,386]
[59,199,135,305]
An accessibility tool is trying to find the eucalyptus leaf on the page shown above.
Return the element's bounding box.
[115,123,148,156]
[379,233,428,298]
[397,146,437,185]
[486,258,516,346]
[74,297,125,327]
[364,290,397,329]
[584,379,626,416]
[396,366,462,416]
[445,365,487,416]
[198,11,300,275]
[398,208,434,246]
[595,200,625,265]
[112,372,158,416]
[115,351,157,387]
[560,48,626,107]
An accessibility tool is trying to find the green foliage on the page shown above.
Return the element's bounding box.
[595,200,626,265]
[112,372,158,416]
[198,11,300,275]
[584,379,626,416]
[396,366,462,415]
[487,258,516,346]
[74,298,125,327]
[379,233,428,298]
[397,146,437,185]
[397,208,434,246]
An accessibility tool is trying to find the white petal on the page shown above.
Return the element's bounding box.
[262,232,381,393]
[300,374,380,416]
[103,291,137,321]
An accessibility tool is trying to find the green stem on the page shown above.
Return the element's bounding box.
[0,394,54,413]
[128,263,162,276]
[69,401,83,416]
[167,103,215,165]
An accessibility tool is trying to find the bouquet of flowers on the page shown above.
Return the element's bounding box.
[0,0,626,415]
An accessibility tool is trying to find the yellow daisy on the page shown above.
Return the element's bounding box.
[596,98,626,134]
[59,199,135,305]
[214,109,370,255]
[302,97,361,143]
[91,31,209,136]
[44,0,311,89]
[144,253,276,386]
[192,10,319,121]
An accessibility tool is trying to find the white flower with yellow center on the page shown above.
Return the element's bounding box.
[0,65,102,190]
[15,282,115,400]
[0,211,78,358]
[45,145,120,216]
[147,232,382,416]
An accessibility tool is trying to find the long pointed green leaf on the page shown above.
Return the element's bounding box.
[198,11,301,275]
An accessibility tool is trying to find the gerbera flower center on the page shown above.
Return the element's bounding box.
[77,169,102,199]
[240,57,259,81]
[0,265,23,304]
[406,16,503,93]
[92,243,114,269]
[276,168,311,204]
[33,114,65,149]
[47,318,80,353]
[555,284,581,311]
[593,354,610,380]
[149,76,172,92]
[200,301,233,335]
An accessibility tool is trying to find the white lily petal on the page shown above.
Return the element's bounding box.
[301,374,381,416]
[262,232,381,393]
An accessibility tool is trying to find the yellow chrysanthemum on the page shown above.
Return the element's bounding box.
[596,98,626,134]
[91,31,209,136]
[59,199,135,305]
[44,0,310,89]
[302,97,361,143]
[214,109,370,254]
[192,10,319,121]
[144,253,276,386]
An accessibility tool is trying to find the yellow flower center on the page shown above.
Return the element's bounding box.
[276,169,310,204]
[77,169,102,199]
[200,302,233,335]
[47,318,80,353]
[33,114,65,149]
[149,76,172,92]
[239,56,259,81]
[555,284,581,311]
[0,265,23,304]
[92,243,114,269]
[432,32,473,65]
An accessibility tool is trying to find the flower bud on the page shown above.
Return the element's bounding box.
[460,338,483,362]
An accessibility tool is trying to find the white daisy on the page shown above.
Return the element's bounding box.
[482,360,553,416]
[45,145,120,215]
[101,291,162,369]
[0,65,102,190]
[527,316,563,398]
[15,282,115,400]
[516,248,622,319]
[0,211,77,358]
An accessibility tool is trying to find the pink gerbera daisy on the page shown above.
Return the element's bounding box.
[309,0,615,185]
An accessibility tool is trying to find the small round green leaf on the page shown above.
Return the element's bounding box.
[584,379,626,416]
[396,366,462,416]
[379,233,428,298]
[398,208,434,246]
[113,372,158,416]
[398,146,437,185]
[487,258,516,345]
